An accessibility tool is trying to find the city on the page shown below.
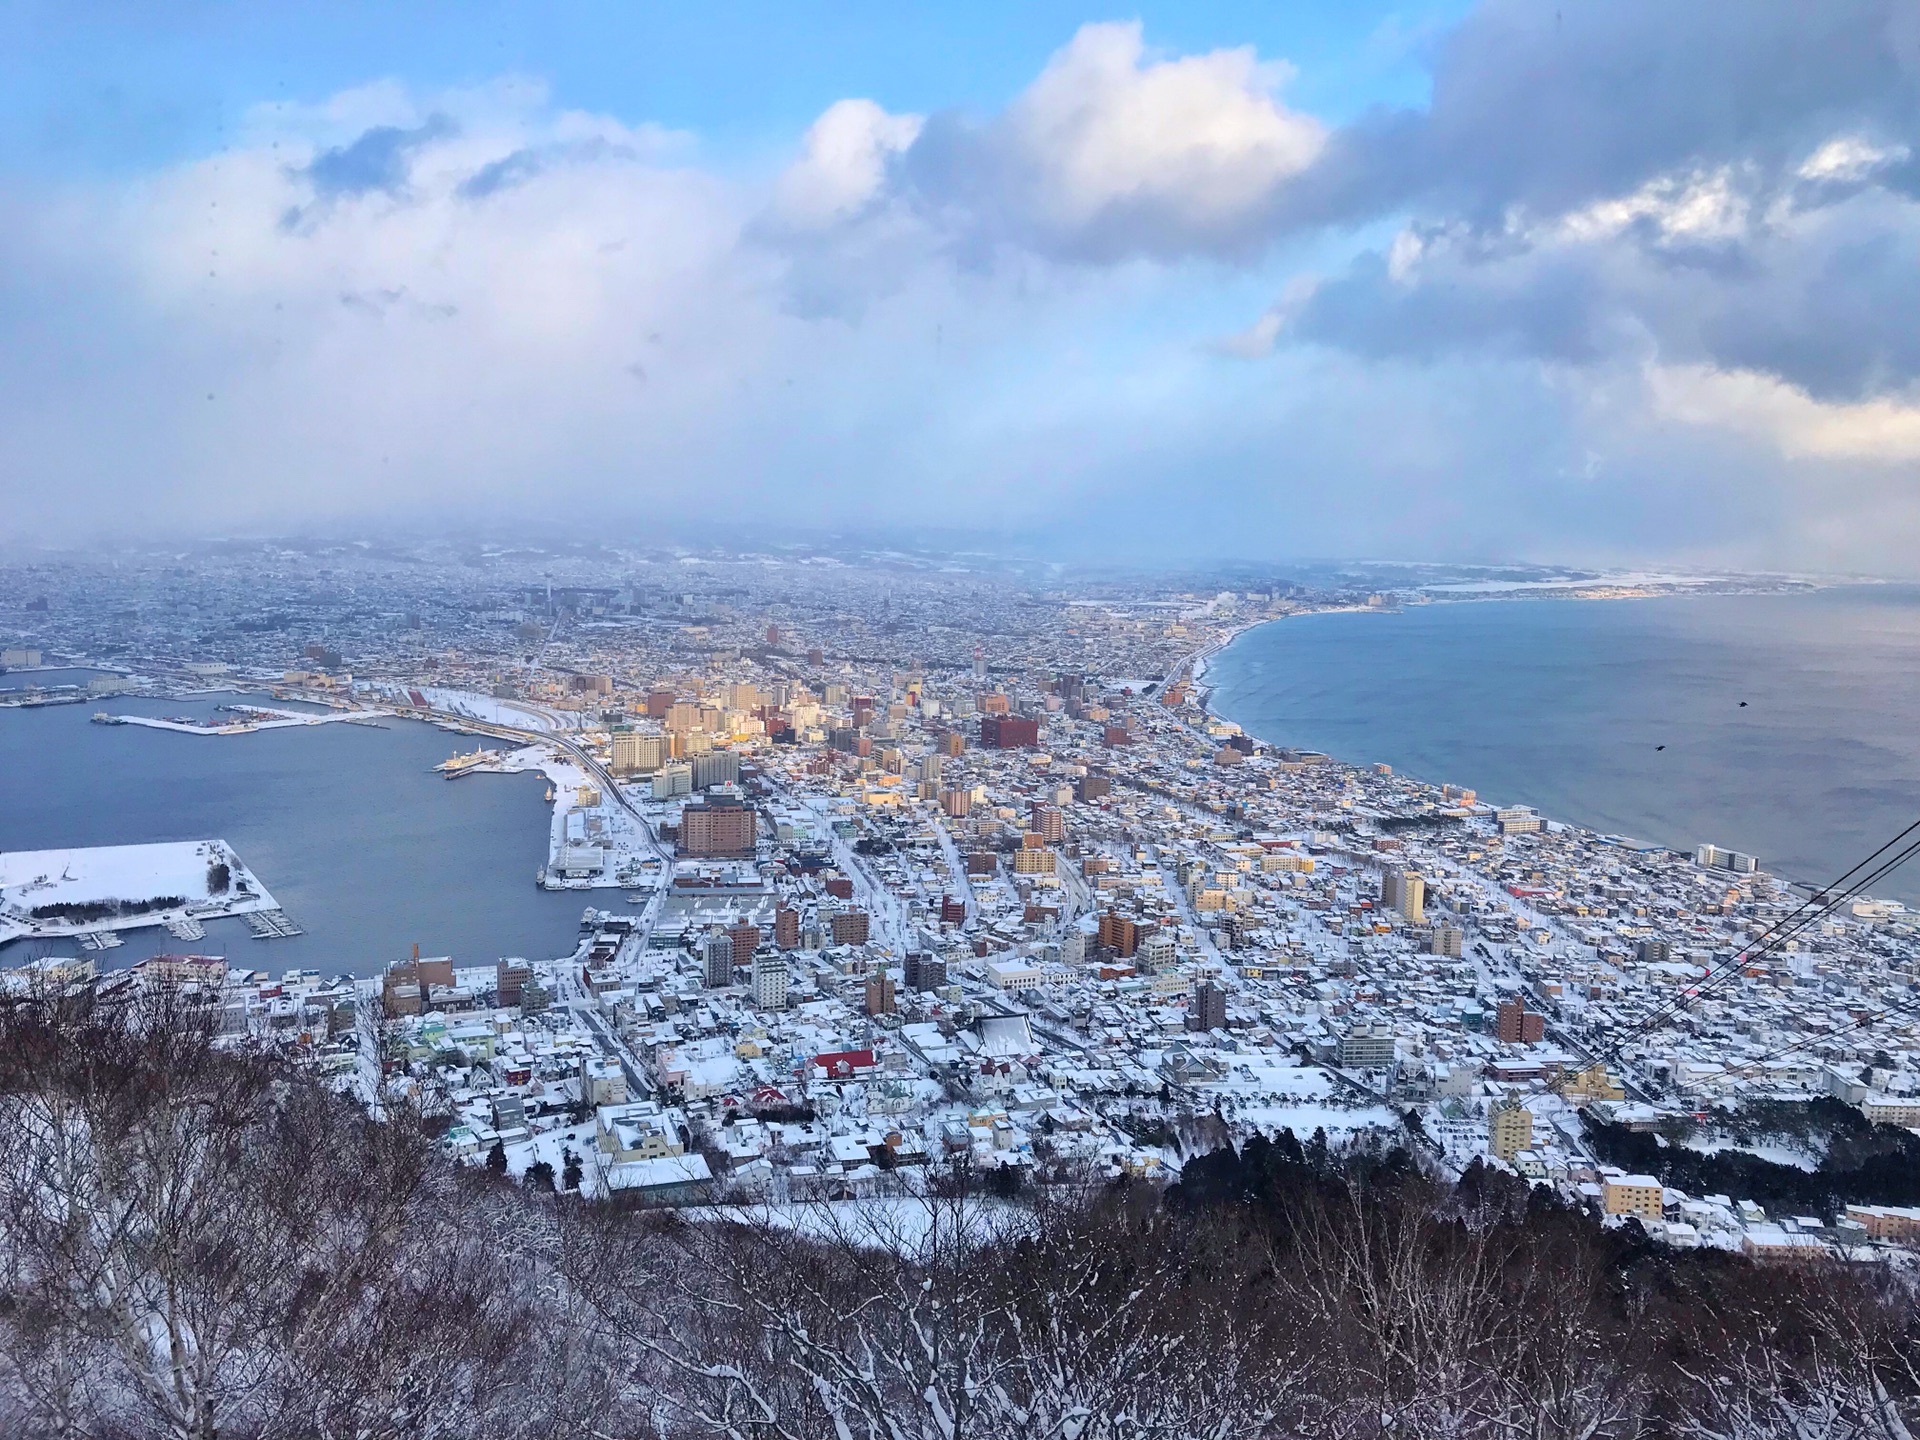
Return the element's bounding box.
[5,544,1916,1265]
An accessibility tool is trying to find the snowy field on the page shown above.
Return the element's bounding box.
[108,707,385,736]
[0,839,277,943]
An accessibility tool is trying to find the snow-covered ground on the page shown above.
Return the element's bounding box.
[0,839,277,943]
[106,706,387,736]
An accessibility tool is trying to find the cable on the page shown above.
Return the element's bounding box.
[1593,819,1920,1069]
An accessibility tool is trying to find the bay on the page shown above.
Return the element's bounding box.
[1205,585,1920,908]
[0,693,588,976]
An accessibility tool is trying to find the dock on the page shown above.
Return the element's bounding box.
[76,930,125,951]
[243,909,303,939]
[165,914,208,941]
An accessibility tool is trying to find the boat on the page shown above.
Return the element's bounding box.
[435,748,499,779]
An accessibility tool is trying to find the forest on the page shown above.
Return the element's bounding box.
[3,991,1918,1440]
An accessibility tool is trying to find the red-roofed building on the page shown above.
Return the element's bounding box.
[813,1049,876,1080]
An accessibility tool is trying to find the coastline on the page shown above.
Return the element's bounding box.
[1196,588,1916,910]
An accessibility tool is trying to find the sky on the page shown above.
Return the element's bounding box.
[2,1,1919,572]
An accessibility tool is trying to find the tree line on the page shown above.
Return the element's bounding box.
[2,992,1919,1438]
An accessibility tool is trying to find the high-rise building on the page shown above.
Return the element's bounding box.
[679,793,757,857]
[1695,843,1759,874]
[1637,938,1672,964]
[979,714,1040,749]
[702,930,734,988]
[1189,982,1227,1032]
[753,950,788,1010]
[1495,996,1545,1045]
[830,910,871,946]
[1428,923,1464,958]
[1098,912,1139,958]
[691,751,741,790]
[612,728,666,775]
[774,906,800,950]
[1489,1099,1533,1161]
[1076,774,1112,802]
[1030,803,1064,843]
[903,952,949,991]
[645,689,676,718]
[940,788,973,818]
[864,971,896,1015]
[1138,930,1176,974]
[727,922,761,963]
[1382,869,1426,923]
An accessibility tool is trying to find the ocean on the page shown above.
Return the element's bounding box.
[0,690,591,977]
[1204,586,1920,908]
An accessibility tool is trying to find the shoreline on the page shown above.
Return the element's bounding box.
[1196,588,1908,911]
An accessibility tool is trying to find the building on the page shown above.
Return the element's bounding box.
[1077,774,1112,802]
[1189,982,1227,1033]
[582,1056,628,1106]
[1695,843,1759,874]
[829,910,871,946]
[1138,930,1176,974]
[1012,847,1055,875]
[1602,1174,1665,1219]
[1636,938,1672,964]
[495,959,532,1006]
[753,950,788,1010]
[727,921,761,961]
[679,793,757,858]
[1382,869,1425,923]
[691,751,741,790]
[1488,1098,1533,1162]
[1862,1094,1920,1126]
[1098,912,1139,958]
[1496,996,1546,1045]
[774,906,800,950]
[1428,923,1463,958]
[941,788,973,818]
[1030,804,1064,843]
[1496,808,1543,835]
[904,951,949,991]
[1339,1026,1396,1069]
[1845,1205,1920,1243]
[864,971,897,1016]
[702,930,734,988]
[651,763,694,800]
[979,714,1040,749]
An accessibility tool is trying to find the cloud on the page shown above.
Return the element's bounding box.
[900,21,1325,262]
[769,99,923,230]
[1649,364,1920,462]
[4,9,1920,576]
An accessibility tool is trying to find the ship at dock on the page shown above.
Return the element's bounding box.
[435,748,501,779]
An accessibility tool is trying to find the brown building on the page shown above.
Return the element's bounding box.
[1030,803,1064,843]
[830,910,871,946]
[1077,774,1112,802]
[678,796,757,858]
[495,959,532,1006]
[1098,912,1139,958]
[980,713,1040,749]
[939,895,967,925]
[727,922,762,960]
[1496,996,1546,1044]
[1189,982,1227,1033]
[941,787,973,818]
[939,732,967,756]
[645,689,676,717]
[864,971,896,1015]
[774,906,800,950]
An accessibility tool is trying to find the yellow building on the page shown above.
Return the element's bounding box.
[1602,1174,1664,1219]
[1562,1065,1626,1105]
[1488,1099,1533,1162]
